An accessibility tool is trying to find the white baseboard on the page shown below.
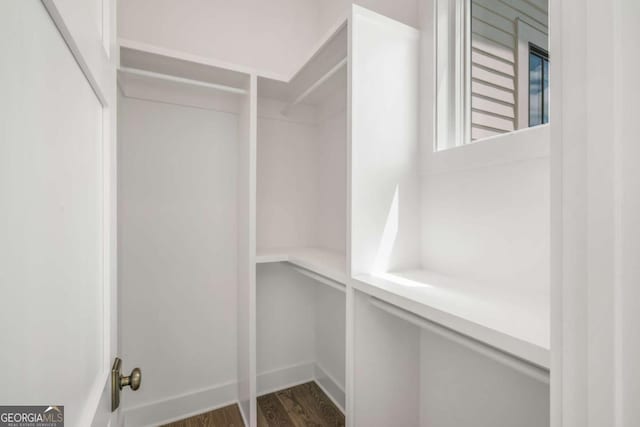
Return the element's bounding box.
[257,362,345,413]
[257,361,316,396]
[116,410,125,427]
[314,364,345,412]
[122,381,238,427]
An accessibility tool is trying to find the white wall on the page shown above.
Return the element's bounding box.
[118,96,239,412]
[421,155,550,291]
[421,328,549,427]
[256,263,316,385]
[256,105,319,251]
[118,0,321,78]
[316,92,348,254]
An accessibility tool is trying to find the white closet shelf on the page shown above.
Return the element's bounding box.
[119,39,251,91]
[257,19,348,103]
[352,270,550,369]
[256,247,347,284]
[281,57,347,114]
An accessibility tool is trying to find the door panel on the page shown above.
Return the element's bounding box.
[0,1,115,425]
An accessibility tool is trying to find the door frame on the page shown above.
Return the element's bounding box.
[550,0,638,426]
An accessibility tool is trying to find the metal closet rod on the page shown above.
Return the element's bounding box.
[290,265,346,293]
[118,66,248,95]
[368,296,550,384]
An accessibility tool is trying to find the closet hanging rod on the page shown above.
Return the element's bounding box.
[118,67,248,95]
[290,266,346,293]
[282,57,347,114]
[368,297,550,384]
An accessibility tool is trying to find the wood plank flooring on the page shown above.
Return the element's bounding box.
[258,382,345,427]
[162,404,244,427]
[163,381,344,427]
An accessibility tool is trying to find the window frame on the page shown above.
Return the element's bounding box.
[435,4,550,151]
[428,1,551,170]
[435,0,471,151]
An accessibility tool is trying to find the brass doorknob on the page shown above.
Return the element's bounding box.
[111,357,142,411]
[120,367,142,391]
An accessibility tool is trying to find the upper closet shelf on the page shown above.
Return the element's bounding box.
[258,19,348,109]
[352,270,550,369]
[118,39,250,95]
[281,57,347,114]
[256,248,347,285]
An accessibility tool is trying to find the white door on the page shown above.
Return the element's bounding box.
[0,1,118,426]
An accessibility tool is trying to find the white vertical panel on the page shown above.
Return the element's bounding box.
[350,6,421,276]
[550,0,640,426]
[617,2,640,426]
[585,0,616,424]
[549,0,564,423]
[237,74,257,427]
[256,264,316,385]
[552,0,640,425]
[0,2,103,425]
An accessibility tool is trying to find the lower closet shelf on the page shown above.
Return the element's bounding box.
[256,247,347,284]
[353,270,550,369]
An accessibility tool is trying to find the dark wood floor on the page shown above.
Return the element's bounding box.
[162,404,244,427]
[163,381,344,427]
[258,381,345,427]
